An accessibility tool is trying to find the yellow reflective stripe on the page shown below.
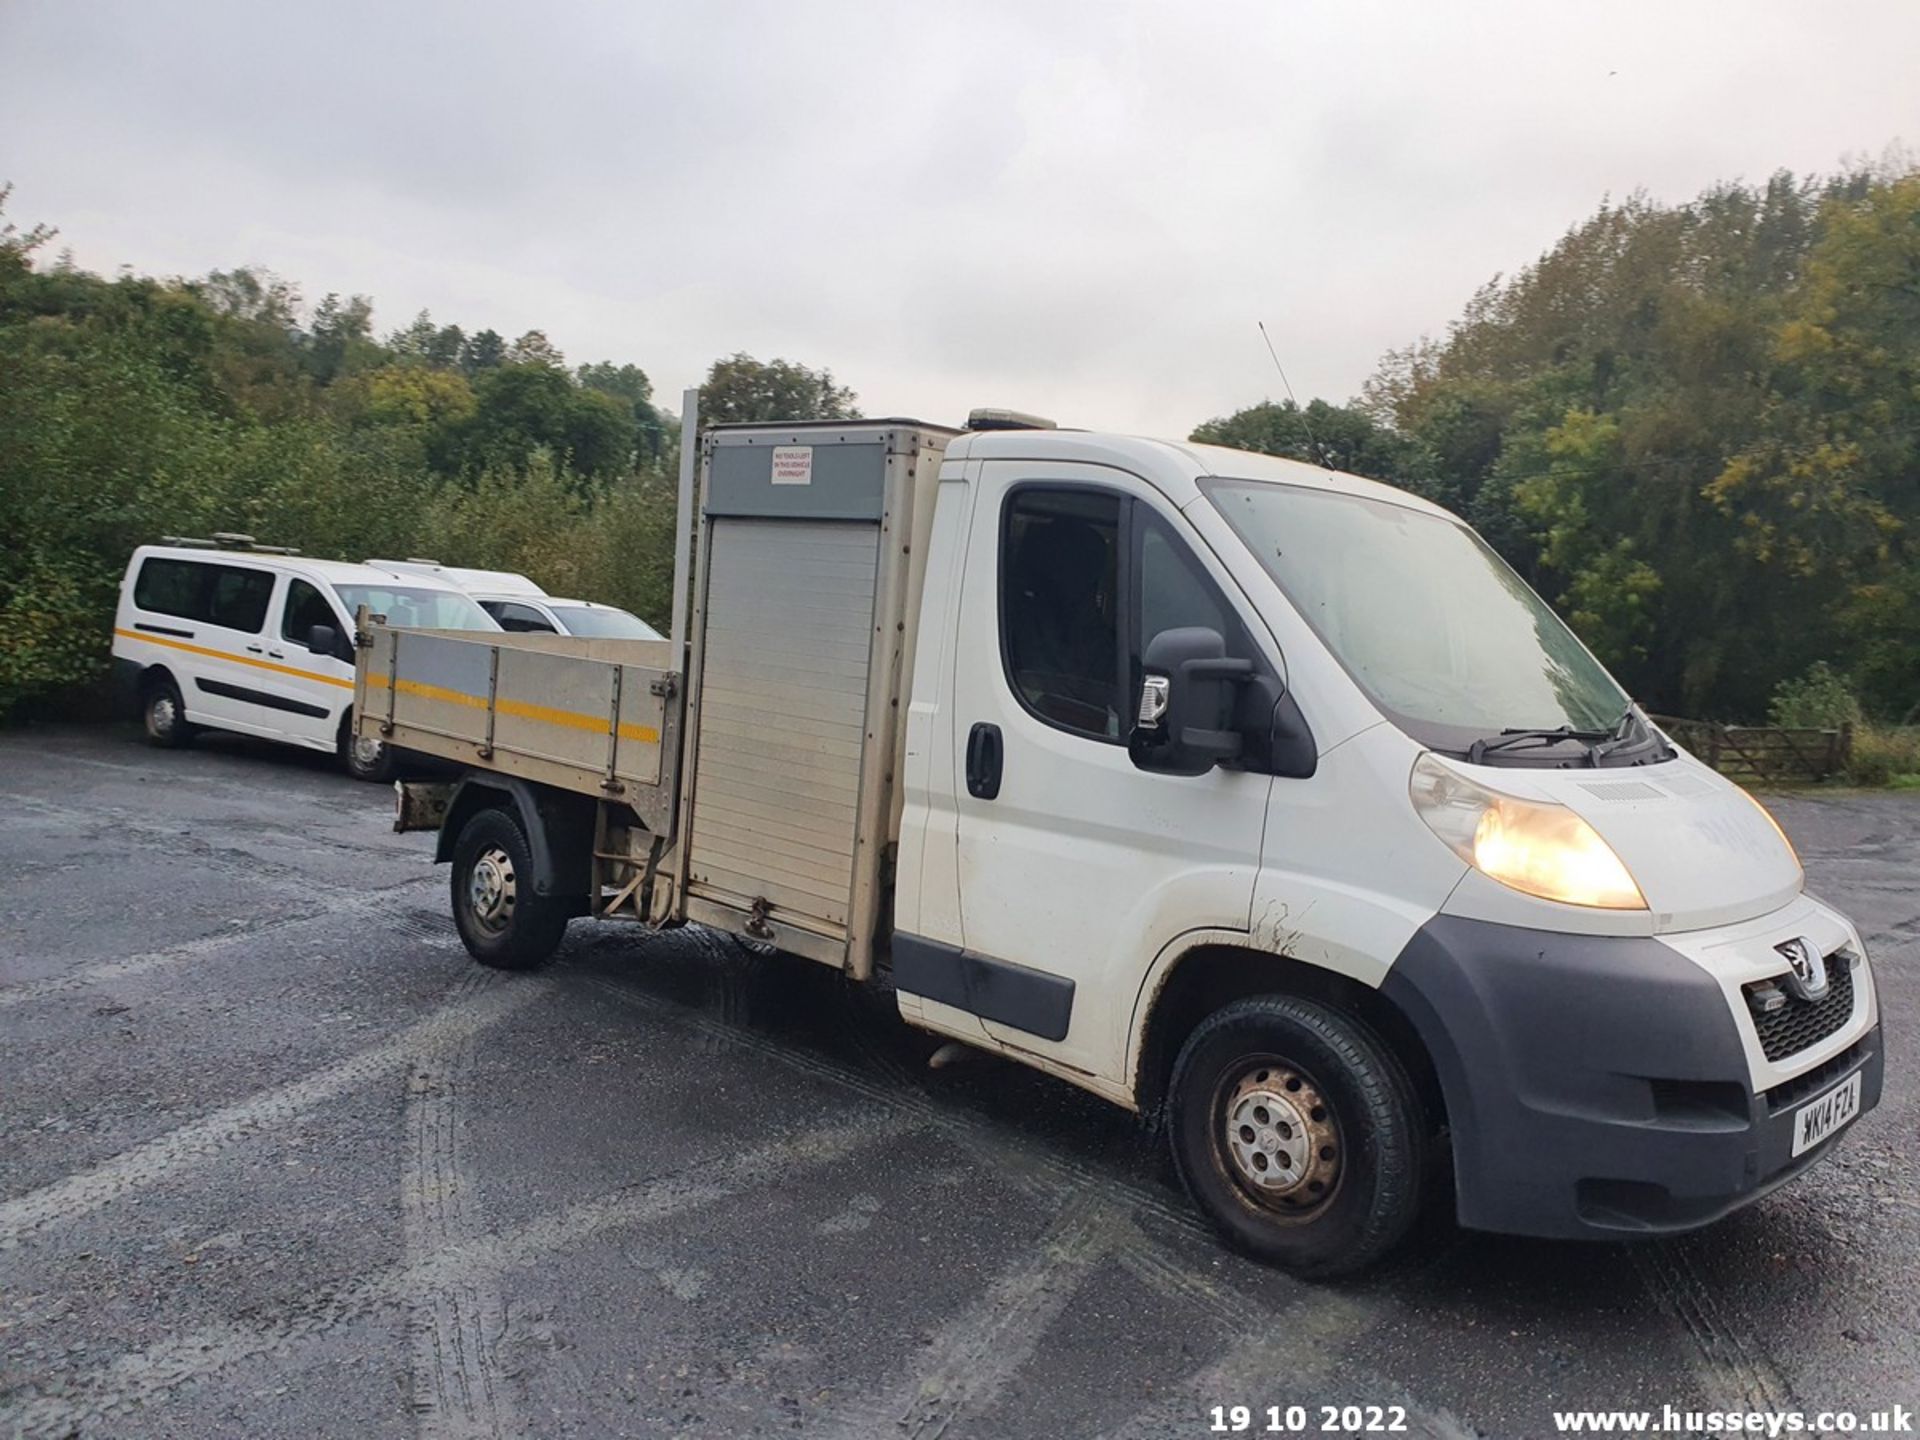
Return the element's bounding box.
[367,671,660,745]
[113,628,353,690]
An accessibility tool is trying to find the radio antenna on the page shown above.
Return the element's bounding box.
[1258,320,1334,471]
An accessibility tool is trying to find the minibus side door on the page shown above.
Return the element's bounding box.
[246,575,357,748]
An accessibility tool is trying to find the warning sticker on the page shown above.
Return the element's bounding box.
[770,446,813,486]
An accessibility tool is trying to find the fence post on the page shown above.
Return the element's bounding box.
[1838,721,1854,777]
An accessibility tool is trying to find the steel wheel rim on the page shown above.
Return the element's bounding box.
[149,693,176,735]
[1212,1056,1344,1217]
[352,736,385,769]
[467,845,516,935]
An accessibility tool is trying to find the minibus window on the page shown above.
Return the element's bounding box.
[1202,479,1628,757]
[133,557,273,634]
[547,605,661,640]
[334,585,497,632]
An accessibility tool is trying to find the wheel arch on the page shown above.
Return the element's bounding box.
[1129,938,1447,1138]
[436,776,597,900]
[136,661,181,698]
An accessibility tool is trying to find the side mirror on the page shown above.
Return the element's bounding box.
[307,623,340,658]
[1130,626,1252,776]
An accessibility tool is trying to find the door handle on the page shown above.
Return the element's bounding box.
[245,644,265,654]
[965,722,1003,800]
[267,650,285,659]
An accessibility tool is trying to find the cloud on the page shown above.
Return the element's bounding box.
[3,0,1912,435]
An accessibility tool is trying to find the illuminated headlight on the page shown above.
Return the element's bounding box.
[1410,753,1646,910]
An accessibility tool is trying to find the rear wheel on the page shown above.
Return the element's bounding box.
[1168,995,1426,1278]
[449,807,568,969]
[340,713,396,782]
[142,675,195,748]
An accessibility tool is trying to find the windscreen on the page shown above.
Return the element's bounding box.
[548,605,662,640]
[335,585,498,632]
[1203,479,1626,753]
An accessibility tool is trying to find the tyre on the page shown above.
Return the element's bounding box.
[341,714,397,783]
[142,674,195,748]
[449,807,569,969]
[1167,995,1426,1278]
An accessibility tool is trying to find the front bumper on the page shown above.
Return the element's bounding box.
[1381,914,1884,1239]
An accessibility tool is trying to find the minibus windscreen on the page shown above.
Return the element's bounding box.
[547,605,662,640]
[335,585,499,632]
[1202,479,1628,757]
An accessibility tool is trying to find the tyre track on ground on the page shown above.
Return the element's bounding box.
[813,1197,1121,1440]
[579,968,1211,1242]
[402,970,518,1440]
[1631,1238,1795,1414]
[3,1112,913,1440]
[0,874,439,1011]
[0,974,541,1244]
[0,745,386,820]
[0,791,420,887]
[1090,1300,1477,1440]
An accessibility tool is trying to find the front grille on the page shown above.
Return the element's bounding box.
[1765,1036,1870,1115]
[1746,953,1855,1063]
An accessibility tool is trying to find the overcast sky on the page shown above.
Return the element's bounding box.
[3,1,1914,435]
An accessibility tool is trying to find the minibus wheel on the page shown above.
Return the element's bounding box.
[449,807,568,969]
[142,675,195,749]
[345,734,396,783]
[339,711,396,782]
[1168,995,1425,1277]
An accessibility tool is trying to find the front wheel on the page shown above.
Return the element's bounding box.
[1168,995,1426,1278]
[449,807,569,969]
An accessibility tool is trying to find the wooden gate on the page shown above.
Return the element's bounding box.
[1651,717,1852,782]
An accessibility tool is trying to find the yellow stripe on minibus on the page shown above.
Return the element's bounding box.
[113,628,354,690]
[366,671,661,745]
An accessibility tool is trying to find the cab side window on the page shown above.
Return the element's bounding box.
[1136,511,1239,652]
[1000,489,1124,740]
[281,579,339,643]
[133,558,274,634]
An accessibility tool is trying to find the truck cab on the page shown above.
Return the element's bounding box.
[373,416,1882,1276]
[886,427,1879,1268]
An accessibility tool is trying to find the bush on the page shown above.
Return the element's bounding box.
[1768,661,1862,730]
[1848,724,1920,786]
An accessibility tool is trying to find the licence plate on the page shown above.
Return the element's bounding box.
[1791,1070,1862,1157]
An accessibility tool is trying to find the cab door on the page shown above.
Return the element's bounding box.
[912,460,1274,1084]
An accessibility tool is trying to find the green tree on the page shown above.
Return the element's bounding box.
[508,328,566,368]
[1190,398,1431,490]
[460,328,506,375]
[578,360,665,459]
[698,352,859,425]
[305,292,378,384]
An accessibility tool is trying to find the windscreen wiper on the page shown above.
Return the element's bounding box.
[1467,723,1614,766]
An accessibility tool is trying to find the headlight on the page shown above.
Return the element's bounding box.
[1410,753,1646,910]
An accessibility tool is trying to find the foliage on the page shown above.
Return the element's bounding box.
[699,352,860,426]
[1190,398,1428,484]
[1212,162,1920,725]
[0,190,657,714]
[1848,725,1920,787]
[1767,662,1863,731]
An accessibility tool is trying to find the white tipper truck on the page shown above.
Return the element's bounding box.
[361,411,1882,1276]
